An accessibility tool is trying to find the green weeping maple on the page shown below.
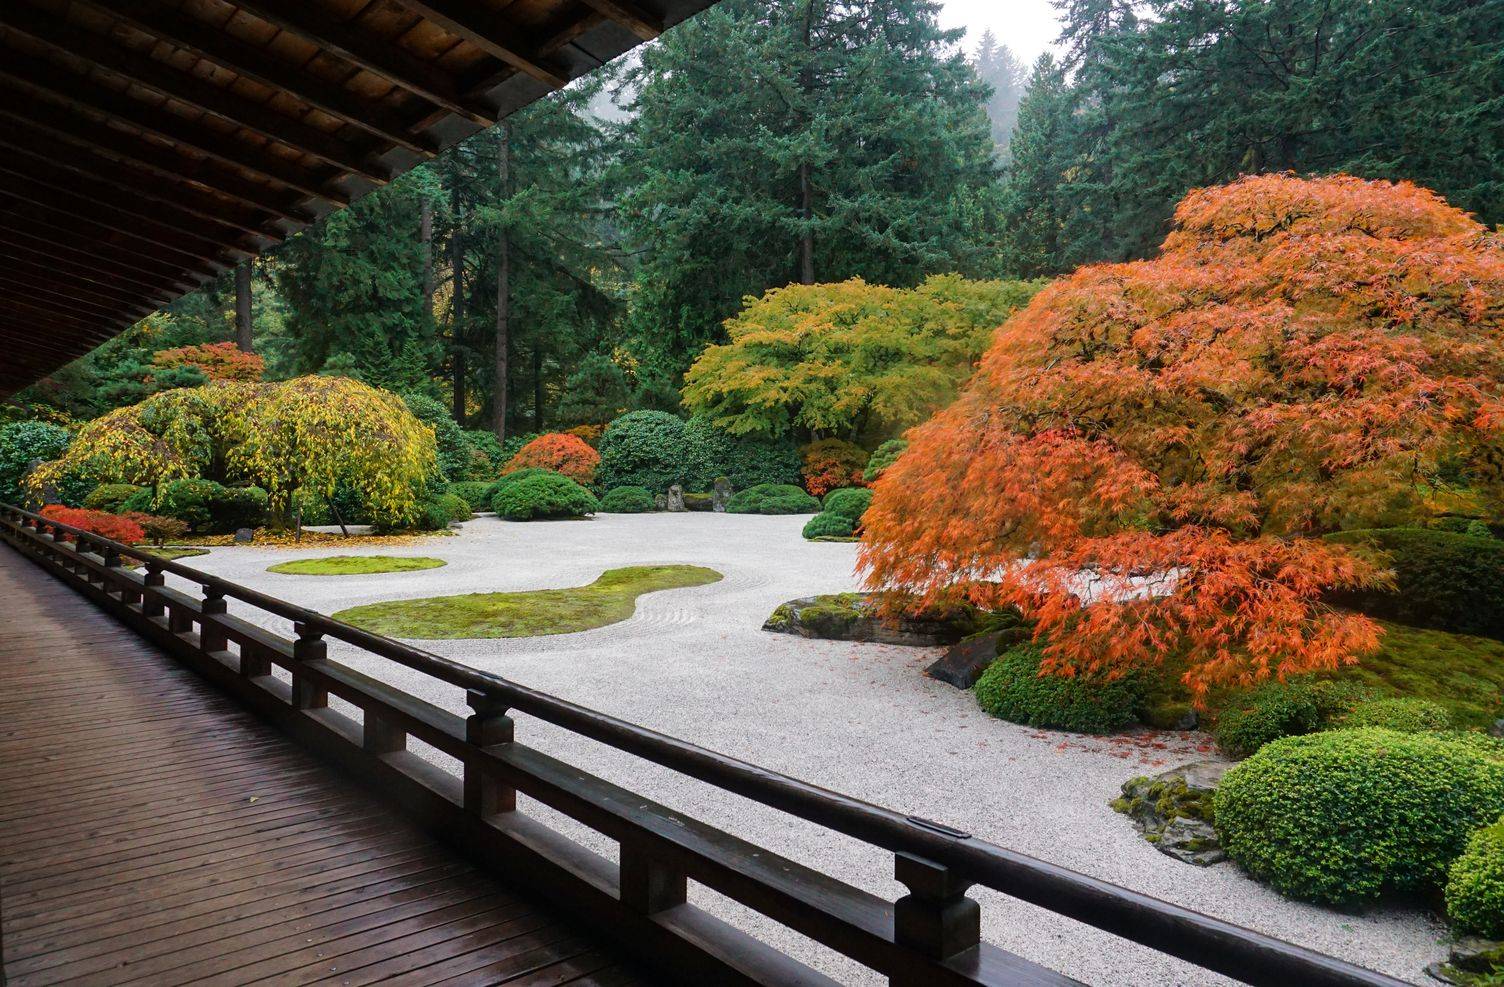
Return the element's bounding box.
[682,275,1043,442]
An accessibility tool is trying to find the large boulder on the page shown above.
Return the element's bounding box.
[762,594,988,647]
[924,624,1033,689]
[1112,761,1229,867]
[712,477,733,512]
[665,484,686,512]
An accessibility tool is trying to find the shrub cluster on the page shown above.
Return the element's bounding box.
[1214,729,1504,904]
[1339,696,1452,732]
[727,483,820,515]
[600,486,656,513]
[1213,679,1376,758]
[39,505,145,544]
[597,411,688,491]
[124,512,189,546]
[0,420,71,505]
[822,487,873,524]
[135,479,268,534]
[863,438,908,483]
[1447,815,1504,939]
[974,645,1142,734]
[503,432,600,485]
[397,491,471,532]
[491,471,598,521]
[682,416,801,491]
[802,512,855,540]
[84,483,146,514]
[1325,528,1504,639]
[800,438,868,497]
[443,481,492,510]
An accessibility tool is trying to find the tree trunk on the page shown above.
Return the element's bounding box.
[420,198,434,320]
[493,127,510,443]
[234,260,254,352]
[450,185,466,423]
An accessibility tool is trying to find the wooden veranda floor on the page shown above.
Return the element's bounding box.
[0,545,645,987]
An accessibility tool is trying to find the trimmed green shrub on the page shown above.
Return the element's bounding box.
[84,483,146,514]
[682,415,801,490]
[491,472,599,521]
[802,512,855,540]
[974,645,1142,734]
[1326,528,1504,639]
[1213,678,1376,758]
[1339,696,1452,732]
[1214,729,1504,904]
[0,420,70,505]
[600,486,656,513]
[152,479,269,533]
[822,487,873,524]
[727,483,821,515]
[401,392,472,481]
[435,492,472,522]
[444,481,491,509]
[482,467,553,505]
[863,438,908,483]
[597,411,689,491]
[1447,815,1504,939]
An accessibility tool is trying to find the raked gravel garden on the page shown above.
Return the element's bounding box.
[162,511,1448,986]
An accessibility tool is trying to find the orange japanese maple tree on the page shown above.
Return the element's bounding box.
[153,341,265,382]
[859,174,1504,698]
[503,433,600,485]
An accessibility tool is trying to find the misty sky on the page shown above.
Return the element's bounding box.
[937,0,1064,62]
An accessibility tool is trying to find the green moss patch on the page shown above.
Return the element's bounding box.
[332,564,722,639]
[1337,620,1504,730]
[268,555,447,576]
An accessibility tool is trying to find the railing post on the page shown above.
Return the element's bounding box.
[619,842,687,915]
[464,689,515,816]
[142,563,165,618]
[200,587,228,652]
[291,622,329,711]
[892,853,981,977]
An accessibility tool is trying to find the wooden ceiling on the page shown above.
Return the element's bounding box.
[0,0,719,398]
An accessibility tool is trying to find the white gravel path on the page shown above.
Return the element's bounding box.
[169,513,1447,986]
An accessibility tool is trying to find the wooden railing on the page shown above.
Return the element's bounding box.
[0,503,1407,987]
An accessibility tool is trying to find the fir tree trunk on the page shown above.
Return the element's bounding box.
[234,261,254,352]
[420,198,434,320]
[494,127,510,443]
[450,185,466,423]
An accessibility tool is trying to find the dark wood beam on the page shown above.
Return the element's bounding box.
[0,318,116,359]
[0,192,230,279]
[0,248,176,309]
[0,227,204,297]
[0,48,347,203]
[0,104,314,225]
[0,275,152,324]
[386,0,568,89]
[0,170,254,266]
[0,3,393,183]
[80,0,438,157]
[0,254,165,313]
[578,0,663,41]
[0,150,266,249]
[458,12,609,102]
[230,0,497,125]
[5,296,112,336]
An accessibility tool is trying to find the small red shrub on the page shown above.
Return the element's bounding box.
[503,433,601,485]
[40,505,145,544]
[152,341,265,382]
[801,439,869,497]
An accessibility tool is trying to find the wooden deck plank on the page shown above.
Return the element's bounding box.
[0,545,647,987]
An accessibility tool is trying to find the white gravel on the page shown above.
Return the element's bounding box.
[170,512,1447,986]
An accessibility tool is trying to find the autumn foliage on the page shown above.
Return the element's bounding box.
[800,438,869,497]
[859,175,1504,698]
[40,505,145,545]
[153,341,264,382]
[503,433,600,485]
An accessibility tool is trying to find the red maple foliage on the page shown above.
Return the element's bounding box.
[801,438,869,497]
[40,505,145,545]
[859,174,1504,699]
[503,432,600,485]
[153,341,265,382]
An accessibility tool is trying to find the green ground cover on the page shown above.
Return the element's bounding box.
[268,555,447,576]
[331,564,722,639]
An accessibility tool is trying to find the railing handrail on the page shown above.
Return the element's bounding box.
[0,502,1407,987]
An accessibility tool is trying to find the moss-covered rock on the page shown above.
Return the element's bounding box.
[762,593,993,646]
[1112,762,1228,866]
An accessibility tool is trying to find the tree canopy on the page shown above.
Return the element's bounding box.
[860,175,1504,698]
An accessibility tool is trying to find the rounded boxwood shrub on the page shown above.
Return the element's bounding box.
[1325,528,1504,639]
[491,472,599,521]
[1339,696,1452,732]
[597,411,689,491]
[1447,815,1504,939]
[600,486,656,513]
[482,467,552,505]
[727,483,821,515]
[974,645,1142,734]
[444,481,492,510]
[434,492,472,522]
[1213,678,1375,758]
[682,415,801,491]
[822,487,873,524]
[83,482,146,514]
[863,438,908,483]
[1214,729,1504,904]
[802,512,854,540]
[153,479,268,533]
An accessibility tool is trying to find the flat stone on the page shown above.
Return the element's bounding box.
[924,626,1032,689]
[1427,938,1504,984]
[762,594,982,647]
[1156,816,1225,866]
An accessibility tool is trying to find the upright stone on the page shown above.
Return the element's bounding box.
[666,484,686,512]
[234,527,255,544]
[712,477,733,512]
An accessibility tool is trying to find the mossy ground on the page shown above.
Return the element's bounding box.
[268,555,447,576]
[332,564,723,639]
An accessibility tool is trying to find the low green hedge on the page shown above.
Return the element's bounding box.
[137,479,268,533]
[1326,527,1504,639]
[1447,815,1504,939]
[974,645,1141,734]
[1213,679,1376,758]
[444,481,492,510]
[83,483,146,514]
[1214,729,1504,904]
[802,512,854,540]
[491,472,598,521]
[727,483,820,515]
[822,487,873,524]
[600,486,656,513]
[1339,696,1452,732]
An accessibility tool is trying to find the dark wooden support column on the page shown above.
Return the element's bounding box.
[291,622,330,710]
[464,689,515,815]
[142,563,166,619]
[892,852,982,977]
[200,586,228,652]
